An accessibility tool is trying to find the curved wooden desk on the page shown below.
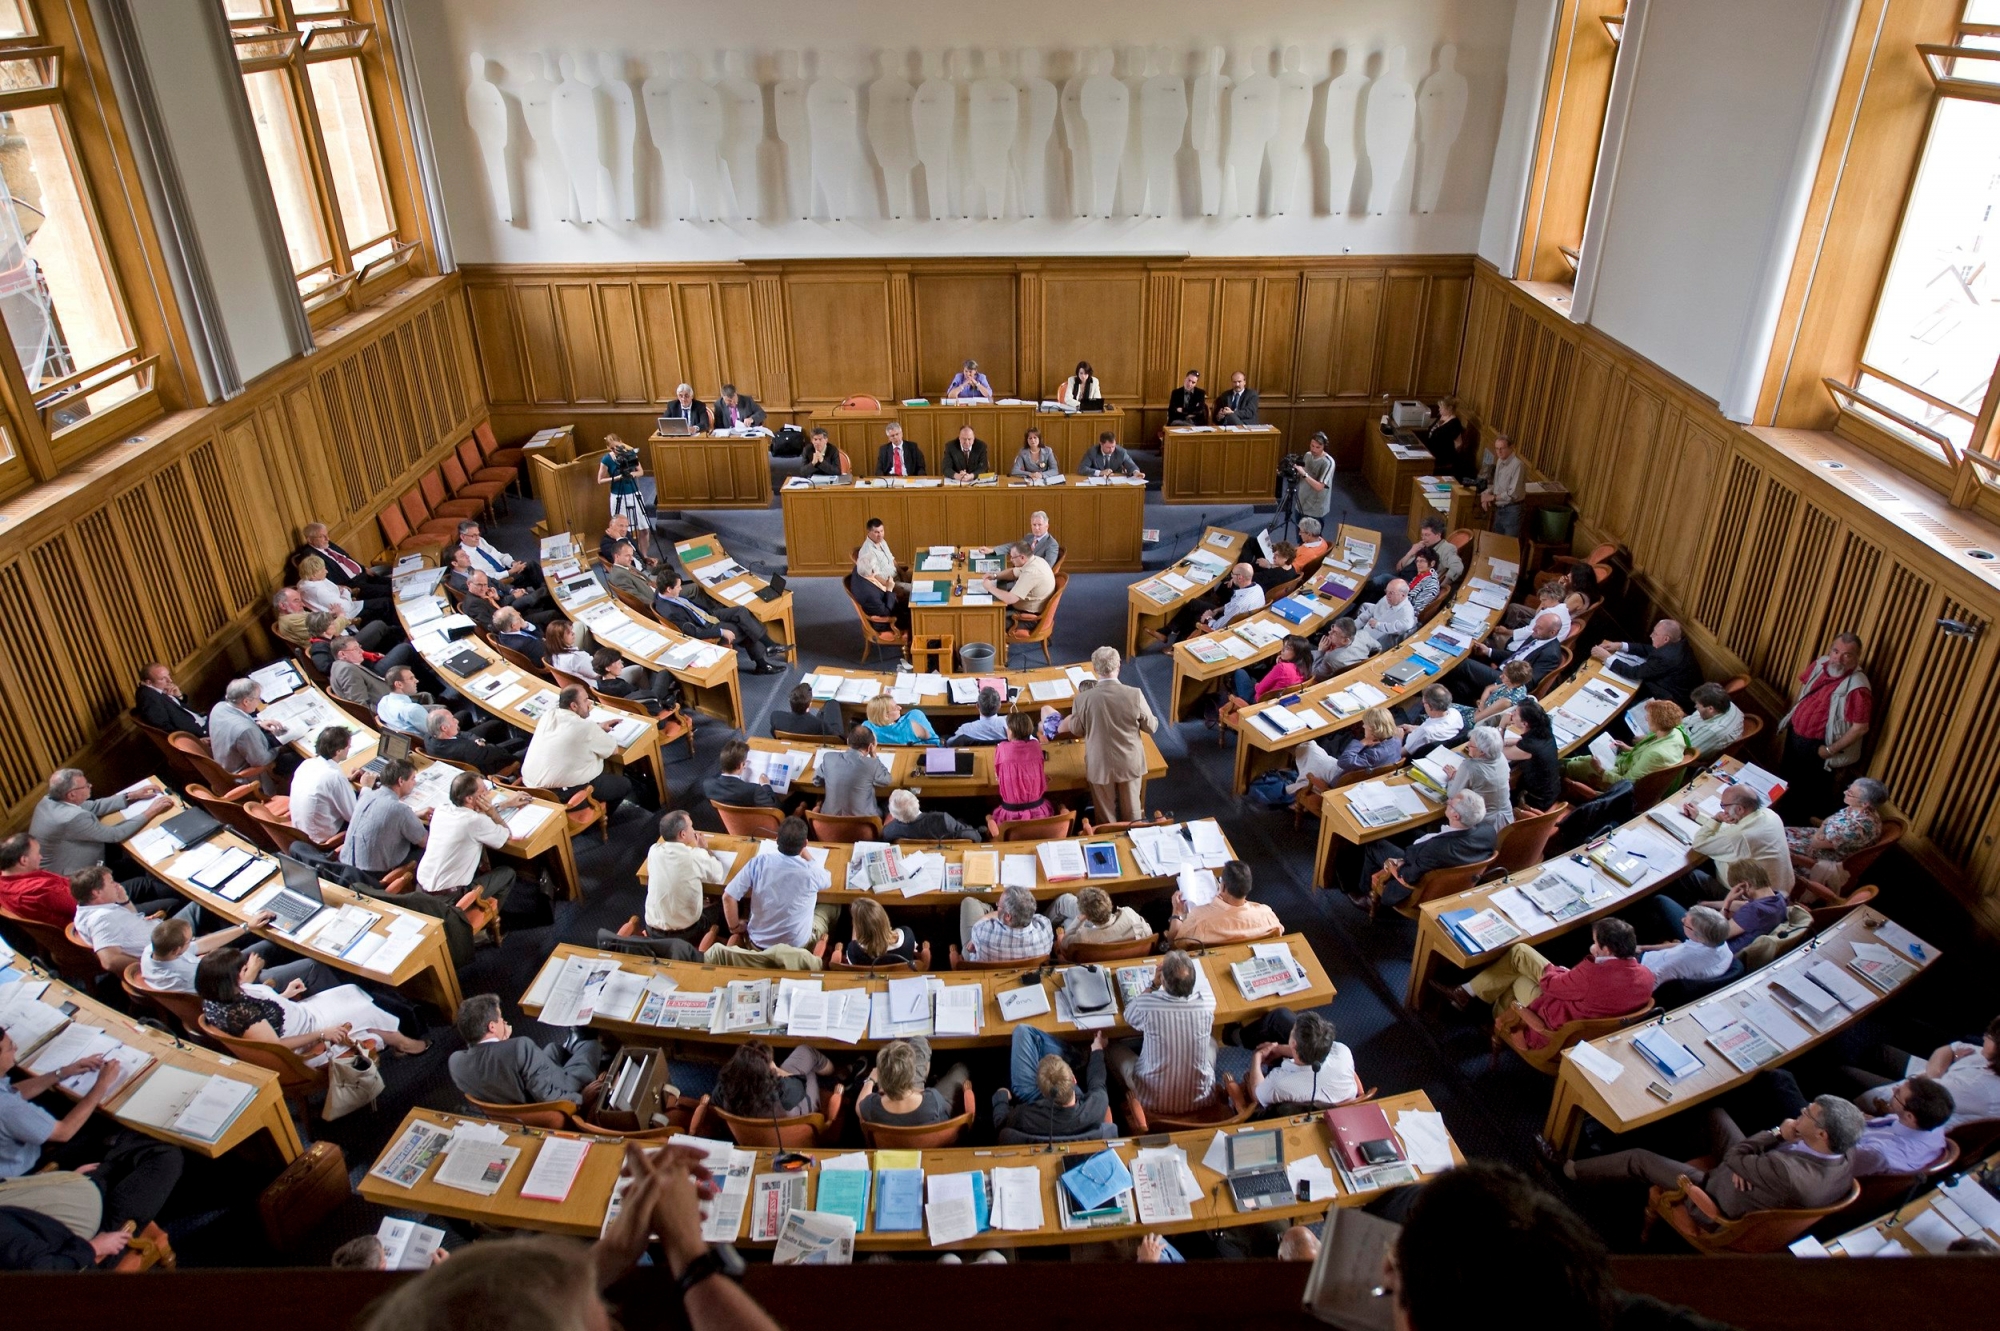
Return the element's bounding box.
[1128,526,1248,658]
[743,733,1167,805]
[672,534,794,649]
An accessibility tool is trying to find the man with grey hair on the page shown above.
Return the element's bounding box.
[424,707,523,775]
[1567,1093,1864,1220]
[209,678,295,793]
[1011,510,1058,567]
[1356,789,1499,910]
[1184,562,1265,638]
[1684,783,1793,897]
[1400,684,1465,753]
[1779,631,1873,816]
[1637,904,1735,984]
[1450,610,1563,702]
[981,542,1054,617]
[28,769,173,879]
[661,380,709,432]
[959,883,1068,962]
[1448,726,1515,828]
[1108,948,1217,1116]
[1350,578,1416,654]
[1314,618,1366,676]
[1059,646,1158,825]
[946,687,1008,744]
[449,992,604,1109]
[882,789,984,844]
[490,607,547,669]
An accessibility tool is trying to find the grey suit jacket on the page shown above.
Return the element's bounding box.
[449,1036,600,1106]
[1398,819,1499,882]
[328,658,392,707]
[209,703,280,780]
[28,794,149,877]
[818,748,884,817]
[1702,1131,1854,1219]
[1078,445,1139,475]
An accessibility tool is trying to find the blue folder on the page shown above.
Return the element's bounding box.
[875,1168,924,1231]
[1059,1148,1134,1212]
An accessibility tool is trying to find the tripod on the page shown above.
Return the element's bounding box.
[1270,467,1301,546]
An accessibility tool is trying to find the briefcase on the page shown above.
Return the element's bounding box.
[258,1140,349,1253]
[594,1046,677,1132]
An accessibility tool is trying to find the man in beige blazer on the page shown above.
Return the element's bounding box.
[1060,646,1158,824]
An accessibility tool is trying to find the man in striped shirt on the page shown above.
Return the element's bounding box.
[1108,950,1217,1115]
[959,885,1071,963]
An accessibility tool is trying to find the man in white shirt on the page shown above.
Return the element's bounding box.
[1351,580,1417,653]
[375,667,433,737]
[1400,685,1464,752]
[453,519,545,590]
[416,771,524,899]
[1172,563,1265,641]
[1505,587,1570,651]
[140,910,310,994]
[290,725,370,845]
[1684,785,1795,897]
[644,810,726,943]
[69,866,199,971]
[521,686,633,816]
[1637,905,1734,984]
[1854,1017,2000,1130]
[1247,1011,1359,1108]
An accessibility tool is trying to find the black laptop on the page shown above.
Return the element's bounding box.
[263,854,328,935]
[755,574,788,602]
[442,647,490,678]
[360,731,411,779]
[160,807,224,851]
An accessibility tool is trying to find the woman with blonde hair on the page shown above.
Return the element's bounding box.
[1336,707,1404,773]
[857,1038,971,1127]
[843,897,917,967]
[864,694,936,746]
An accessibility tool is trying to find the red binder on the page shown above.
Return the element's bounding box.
[1324,1103,1403,1172]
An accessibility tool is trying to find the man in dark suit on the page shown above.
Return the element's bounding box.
[133,664,206,736]
[295,522,391,598]
[876,422,926,477]
[1593,619,1703,708]
[425,709,522,773]
[848,569,909,631]
[704,738,778,809]
[653,569,784,675]
[1449,612,1564,702]
[1214,370,1260,425]
[1356,790,1500,908]
[711,383,766,430]
[448,993,603,1107]
[660,383,710,432]
[490,608,546,669]
[772,682,842,738]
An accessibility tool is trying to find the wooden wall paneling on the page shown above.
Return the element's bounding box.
[513,282,569,405]
[1257,275,1298,402]
[439,297,480,426]
[23,535,121,739]
[72,504,155,691]
[1041,272,1145,407]
[555,283,609,403]
[637,282,687,402]
[1018,273,1046,408]
[752,274,793,410]
[911,272,1016,398]
[1758,500,1840,688]
[1294,276,1340,399]
[1212,277,1261,384]
[1872,586,1974,825]
[675,283,725,401]
[1374,274,1428,396]
[785,275,895,405]
[394,324,437,447]
[718,282,762,401]
[1417,273,1470,397]
[282,383,339,521]
[1334,276,1382,400]
[1142,271,1178,406]
[1173,278,1216,397]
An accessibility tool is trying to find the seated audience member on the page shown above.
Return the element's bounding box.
[1078,432,1141,478]
[1405,549,1444,616]
[1753,1069,1953,1178]
[1246,1011,1359,1109]
[330,1234,448,1270]
[1449,726,1516,828]
[326,634,398,709]
[864,695,935,745]
[994,1028,1110,1140]
[588,649,676,718]
[1166,369,1207,425]
[1564,1095,1863,1219]
[1011,428,1060,478]
[449,993,602,1108]
[598,515,649,569]
[1505,698,1562,812]
[1681,682,1746,758]
[712,383,765,430]
[644,811,725,945]
[1311,618,1366,677]
[600,540,658,603]
[339,760,427,876]
[1453,658,1534,733]
[1450,612,1563,703]
[982,544,1054,619]
[133,662,207,737]
[705,738,777,810]
[295,521,389,599]
[1401,685,1465,754]
[1357,791,1499,910]
[30,769,171,880]
[1499,585,1569,651]
[1336,707,1404,773]
[1442,918,1654,1048]
[1685,784,1794,898]
[1645,861,1787,960]
[425,708,522,775]
[1376,515,1464,596]
[1166,562,1266,642]
[1252,542,1300,593]
[197,946,427,1056]
[653,568,784,675]
[0,1027,184,1240]
[848,563,909,632]
[992,711,1056,823]
[958,883,1068,963]
[69,867,196,972]
[490,608,547,668]
[1068,886,1153,945]
[1214,635,1310,728]
[723,817,837,950]
[1107,950,1217,1116]
[542,620,593,679]
[773,682,842,738]
[455,520,545,591]
[947,687,1008,744]
[842,897,918,967]
[1634,905,1734,985]
[374,666,434,737]
[290,725,366,846]
[1354,580,1419,654]
[882,789,983,843]
[1787,777,1887,897]
[416,772,521,901]
[522,686,634,816]
[1290,517,1330,571]
[1166,859,1280,945]
[270,586,356,654]
[0,835,75,927]
[858,1038,970,1127]
[1592,620,1702,709]
[1847,1015,2000,1129]
[140,913,310,994]
[817,726,884,818]
[714,1039,833,1117]
[298,554,388,626]
[944,425,988,480]
[1562,699,1687,792]
[209,677,298,793]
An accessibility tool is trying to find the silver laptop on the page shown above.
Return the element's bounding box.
[264,854,328,935]
[657,415,696,437]
[1224,1129,1293,1211]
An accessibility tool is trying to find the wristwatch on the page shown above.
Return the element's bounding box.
[675,1243,745,1297]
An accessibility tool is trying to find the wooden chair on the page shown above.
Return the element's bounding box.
[1530,646,1576,700]
[245,799,328,856]
[1491,998,1657,1074]
[1644,1176,1860,1254]
[1059,935,1159,963]
[1378,856,1495,920]
[188,781,272,845]
[1482,803,1569,879]
[1004,573,1068,668]
[843,578,910,665]
[419,466,485,522]
[1577,752,1700,812]
[771,726,839,745]
[463,1093,574,1131]
[197,1016,330,1114]
[474,420,527,472]
[132,718,201,782]
[858,1084,977,1149]
[828,940,932,972]
[65,921,121,977]
[170,731,267,795]
[1805,883,1878,929]
[597,688,696,761]
[456,436,517,492]
[508,779,609,843]
[714,801,783,838]
[1124,1075,1253,1134]
[399,487,463,543]
[1082,812,1173,835]
[949,940,1055,970]
[1947,1116,2000,1166]
[1,903,101,983]
[444,451,510,516]
[122,963,205,1035]
[807,810,883,844]
[836,394,882,413]
[690,1091,847,1148]
[1792,819,1905,902]
[1719,711,1766,762]
[986,809,1075,841]
[377,501,447,558]
[1844,1138,1961,1219]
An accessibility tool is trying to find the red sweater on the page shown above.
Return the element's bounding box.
[1523,956,1654,1048]
[0,869,76,927]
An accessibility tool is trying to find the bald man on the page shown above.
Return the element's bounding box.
[1450,611,1564,702]
[1593,619,1703,709]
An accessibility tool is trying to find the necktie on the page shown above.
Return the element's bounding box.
[474,544,506,574]
[676,597,715,625]
[892,446,905,477]
[326,546,361,578]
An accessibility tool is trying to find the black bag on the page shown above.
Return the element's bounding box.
[501,871,556,930]
[770,424,805,457]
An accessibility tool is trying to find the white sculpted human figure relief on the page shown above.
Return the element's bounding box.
[866,49,918,220]
[1114,45,1148,217]
[1059,51,1090,217]
[717,49,764,221]
[1136,48,1187,220]
[598,53,639,223]
[773,50,812,220]
[966,50,1019,220]
[1321,48,1367,215]
[1222,47,1277,218]
[1266,44,1313,217]
[1364,44,1417,215]
[1188,46,1231,218]
[668,53,726,222]
[1078,48,1129,219]
[1011,49,1059,219]
[551,53,606,223]
[911,51,957,220]
[641,55,686,221]
[807,59,864,221]
[517,54,568,223]
[1415,43,1469,215]
[464,53,514,223]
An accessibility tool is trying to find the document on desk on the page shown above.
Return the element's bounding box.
[924,1172,981,1245]
[773,1209,855,1265]
[1133,1148,1197,1222]
[540,956,618,1027]
[887,975,931,1025]
[1568,1041,1625,1085]
[701,1150,758,1242]
[932,984,983,1037]
[750,1172,809,1242]
[434,1140,519,1197]
[520,1135,591,1203]
[990,1166,1046,1230]
[1000,853,1039,890]
[1395,1110,1456,1174]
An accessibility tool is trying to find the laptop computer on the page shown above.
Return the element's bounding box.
[263,854,328,936]
[1223,1129,1294,1211]
[360,731,411,779]
[922,748,976,777]
[657,415,696,437]
[754,573,787,602]
[159,807,224,851]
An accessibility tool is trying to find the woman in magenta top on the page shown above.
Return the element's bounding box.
[992,711,1056,823]
[1216,636,1312,729]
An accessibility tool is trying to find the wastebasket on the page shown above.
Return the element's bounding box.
[959,642,997,675]
[1534,504,1576,546]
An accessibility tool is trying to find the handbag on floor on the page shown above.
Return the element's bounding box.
[322,1045,385,1120]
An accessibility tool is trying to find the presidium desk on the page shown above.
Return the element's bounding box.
[779,475,1145,577]
[1161,424,1285,505]
[646,431,772,510]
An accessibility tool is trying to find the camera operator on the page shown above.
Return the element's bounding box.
[596,433,654,560]
[1295,432,1334,523]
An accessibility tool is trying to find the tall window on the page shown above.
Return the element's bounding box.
[226,1,410,308]
[1841,1,2000,465]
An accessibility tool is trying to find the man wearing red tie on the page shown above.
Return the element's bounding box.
[294,522,391,599]
[876,422,926,477]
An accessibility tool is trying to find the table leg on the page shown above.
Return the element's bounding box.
[1313,815,1337,891]
[549,834,583,901]
[260,1096,305,1163]
[1544,1075,1589,1157]
[1125,601,1141,660]
[1406,927,1440,1009]
[419,947,464,1016]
